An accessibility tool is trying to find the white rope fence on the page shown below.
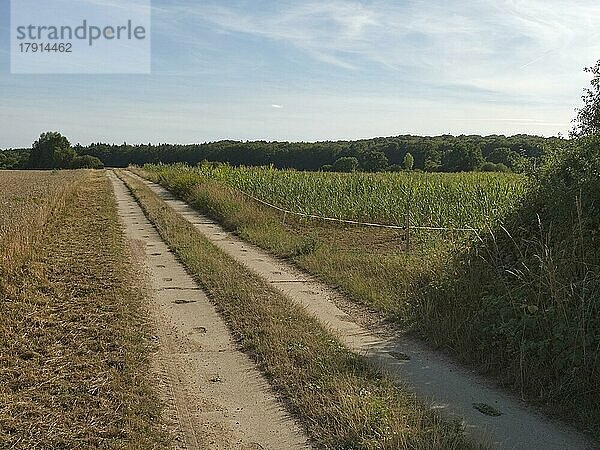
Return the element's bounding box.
[238,190,479,234]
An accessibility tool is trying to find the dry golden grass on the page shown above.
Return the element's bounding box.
[0,170,169,448]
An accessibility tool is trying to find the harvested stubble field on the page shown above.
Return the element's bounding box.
[0,171,79,272]
[0,170,168,448]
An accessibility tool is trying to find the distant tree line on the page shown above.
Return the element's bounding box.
[1,133,564,173]
[77,134,561,172]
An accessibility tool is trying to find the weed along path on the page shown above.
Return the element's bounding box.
[108,172,310,450]
[122,170,597,450]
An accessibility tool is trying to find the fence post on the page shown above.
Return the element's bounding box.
[405,175,415,252]
[405,202,411,251]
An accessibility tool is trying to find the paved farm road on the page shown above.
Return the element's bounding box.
[109,172,310,450]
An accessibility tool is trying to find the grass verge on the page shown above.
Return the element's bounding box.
[0,170,169,448]
[117,169,475,449]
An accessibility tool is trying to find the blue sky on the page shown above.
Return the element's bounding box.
[1,0,600,148]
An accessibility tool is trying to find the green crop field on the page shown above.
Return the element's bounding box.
[145,163,528,230]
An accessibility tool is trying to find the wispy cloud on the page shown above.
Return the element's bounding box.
[174,0,600,99]
[271,104,283,109]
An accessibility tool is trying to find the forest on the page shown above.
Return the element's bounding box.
[1,134,565,173]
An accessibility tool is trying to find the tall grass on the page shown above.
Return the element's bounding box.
[144,163,527,229]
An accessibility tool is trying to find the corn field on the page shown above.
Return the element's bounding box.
[144,163,528,229]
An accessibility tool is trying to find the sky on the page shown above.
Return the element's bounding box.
[1,0,600,148]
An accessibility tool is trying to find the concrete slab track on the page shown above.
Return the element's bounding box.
[109,172,310,450]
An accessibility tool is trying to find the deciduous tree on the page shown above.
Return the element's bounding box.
[29,132,75,169]
[332,156,359,172]
[573,59,600,137]
[403,152,414,171]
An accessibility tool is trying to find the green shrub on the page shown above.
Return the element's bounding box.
[418,137,600,431]
[71,155,104,169]
[332,157,359,172]
[481,162,510,172]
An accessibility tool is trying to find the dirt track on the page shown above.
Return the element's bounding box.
[123,170,596,450]
[109,172,310,450]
